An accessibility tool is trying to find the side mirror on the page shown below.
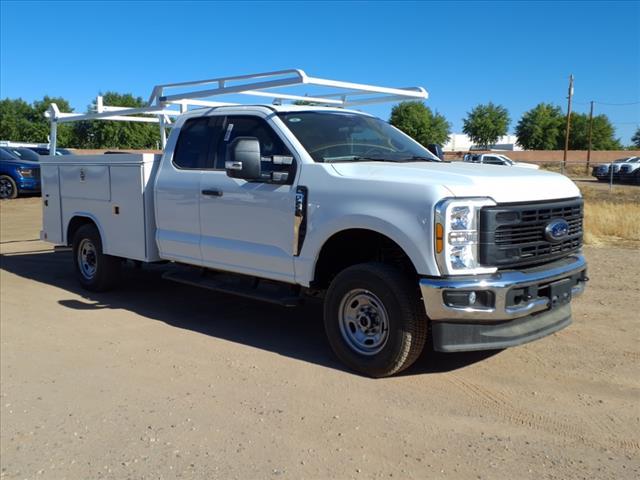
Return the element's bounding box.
[226,137,261,180]
[427,144,445,161]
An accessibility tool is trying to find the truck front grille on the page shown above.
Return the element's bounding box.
[479,198,583,269]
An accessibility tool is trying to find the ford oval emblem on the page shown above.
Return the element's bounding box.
[544,219,569,242]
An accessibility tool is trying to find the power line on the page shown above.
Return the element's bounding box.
[573,100,640,107]
[593,101,640,106]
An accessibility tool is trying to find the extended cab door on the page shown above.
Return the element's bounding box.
[199,114,298,283]
[155,116,221,264]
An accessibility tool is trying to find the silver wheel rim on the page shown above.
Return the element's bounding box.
[77,238,97,280]
[338,289,389,356]
[0,178,13,199]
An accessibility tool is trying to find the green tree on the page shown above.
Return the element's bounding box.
[560,112,622,150]
[33,96,76,146]
[389,101,451,146]
[292,100,317,106]
[631,127,640,148]
[0,96,75,145]
[0,98,33,140]
[515,103,564,150]
[72,92,160,149]
[462,103,510,148]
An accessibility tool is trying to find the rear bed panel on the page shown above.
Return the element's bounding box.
[40,154,162,262]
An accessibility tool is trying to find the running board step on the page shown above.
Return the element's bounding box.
[162,268,302,307]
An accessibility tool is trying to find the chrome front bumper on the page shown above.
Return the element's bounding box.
[419,254,587,323]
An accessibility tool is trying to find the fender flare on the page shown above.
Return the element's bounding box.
[65,212,108,251]
[305,214,432,283]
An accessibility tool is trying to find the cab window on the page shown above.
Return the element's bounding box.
[173,117,220,169]
[483,156,504,165]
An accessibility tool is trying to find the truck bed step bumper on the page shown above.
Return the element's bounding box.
[162,268,302,307]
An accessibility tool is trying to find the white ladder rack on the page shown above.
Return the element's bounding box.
[45,68,428,151]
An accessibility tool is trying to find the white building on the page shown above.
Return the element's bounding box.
[443,134,523,152]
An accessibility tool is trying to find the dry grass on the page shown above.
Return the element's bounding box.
[541,163,591,177]
[583,201,640,246]
[579,183,640,204]
[535,167,638,246]
[579,183,640,245]
[579,181,640,245]
[527,180,634,245]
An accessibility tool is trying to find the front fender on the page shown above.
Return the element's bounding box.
[294,212,436,286]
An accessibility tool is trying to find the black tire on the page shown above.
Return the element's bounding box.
[72,224,121,292]
[324,262,427,378]
[0,175,18,199]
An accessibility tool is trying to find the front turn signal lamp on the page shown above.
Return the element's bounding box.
[435,222,444,253]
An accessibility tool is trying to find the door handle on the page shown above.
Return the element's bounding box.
[201,189,223,197]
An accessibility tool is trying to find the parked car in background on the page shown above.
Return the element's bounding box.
[618,158,640,184]
[28,147,73,156]
[463,153,539,169]
[3,146,42,162]
[591,157,639,182]
[0,147,41,199]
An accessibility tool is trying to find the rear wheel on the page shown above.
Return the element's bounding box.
[0,175,18,199]
[324,262,427,378]
[72,224,121,291]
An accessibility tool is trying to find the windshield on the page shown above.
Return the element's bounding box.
[278,111,440,163]
[6,148,40,161]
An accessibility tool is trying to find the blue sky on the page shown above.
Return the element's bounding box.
[1,0,639,144]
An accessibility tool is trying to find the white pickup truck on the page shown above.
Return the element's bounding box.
[463,153,540,169]
[40,70,587,377]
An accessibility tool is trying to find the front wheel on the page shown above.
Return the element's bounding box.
[72,224,121,292]
[324,263,427,378]
[0,175,18,199]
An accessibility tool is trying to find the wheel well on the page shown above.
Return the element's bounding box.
[313,229,417,289]
[66,216,97,246]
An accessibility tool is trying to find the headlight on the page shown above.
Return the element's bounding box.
[434,198,497,275]
[18,168,34,178]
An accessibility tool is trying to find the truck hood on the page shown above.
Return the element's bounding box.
[330,161,580,203]
[2,159,40,168]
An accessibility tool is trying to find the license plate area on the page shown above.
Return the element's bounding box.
[549,278,573,309]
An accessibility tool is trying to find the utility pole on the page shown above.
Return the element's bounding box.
[563,74,574,172]
[586,100,594,174]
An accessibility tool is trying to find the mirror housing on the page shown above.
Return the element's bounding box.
[427,143,445,161]
[226,137,261,180]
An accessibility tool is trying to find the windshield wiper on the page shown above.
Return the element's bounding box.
[397,155,440,162]
[323,155,401,163]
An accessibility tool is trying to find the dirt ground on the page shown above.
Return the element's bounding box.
[1,197,638,480]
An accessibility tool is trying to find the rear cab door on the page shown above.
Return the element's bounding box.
[154,115,221,264]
